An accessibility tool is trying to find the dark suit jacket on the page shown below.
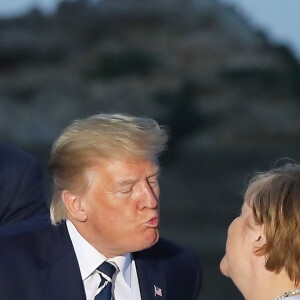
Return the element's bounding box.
[0,219,201,300]
[0,142,48,227]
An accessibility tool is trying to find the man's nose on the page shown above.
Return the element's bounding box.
[137,182,159,210]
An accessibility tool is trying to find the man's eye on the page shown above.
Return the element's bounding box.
[120,189,132,194]
[148,178,158,187]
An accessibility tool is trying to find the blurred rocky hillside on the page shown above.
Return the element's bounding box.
[1,0,300,150]
[1,0,300,299]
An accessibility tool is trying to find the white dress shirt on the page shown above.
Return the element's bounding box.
[66,220,141,300]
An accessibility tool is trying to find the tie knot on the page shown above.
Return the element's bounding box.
[97,261,117,279]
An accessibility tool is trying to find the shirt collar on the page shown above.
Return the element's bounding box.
[108,253,132,288]
[66,220,132,287]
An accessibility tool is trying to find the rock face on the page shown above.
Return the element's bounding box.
[1,1,300,299]
[1,0,300,149]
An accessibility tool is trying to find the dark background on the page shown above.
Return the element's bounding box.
[1,1,300,299]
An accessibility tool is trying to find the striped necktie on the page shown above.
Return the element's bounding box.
[95,261,117,300]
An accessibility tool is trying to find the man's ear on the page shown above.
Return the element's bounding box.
[252,224,266,254]
[62,190,88,222]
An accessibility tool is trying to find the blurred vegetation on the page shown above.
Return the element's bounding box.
[275,45,300,96]
[154,81,203,160]
[85,48,158,79]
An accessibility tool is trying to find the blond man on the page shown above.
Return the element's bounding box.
[0,114,201,300]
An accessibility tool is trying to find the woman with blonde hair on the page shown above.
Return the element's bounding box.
[220,163,300,300]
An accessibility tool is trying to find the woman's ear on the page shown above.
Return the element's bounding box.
[252,224,266,253]
[62,190,88,222]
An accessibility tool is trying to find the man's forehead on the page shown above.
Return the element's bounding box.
[104,160,160,187]
[113,160,160,176]
[89,158,159,175]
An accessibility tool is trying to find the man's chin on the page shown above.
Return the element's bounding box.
[137,228,159,251]
[149,230,160,246]
[219,256,230,277]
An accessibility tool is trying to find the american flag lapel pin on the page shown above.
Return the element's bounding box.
[154,285,162,297]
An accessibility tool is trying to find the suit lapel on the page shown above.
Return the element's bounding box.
[39,251,85,300]
[38,223,86,300]
[37,223,168,300]
[134,252,167,300]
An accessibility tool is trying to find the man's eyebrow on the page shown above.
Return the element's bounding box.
[147,169,160,178]
[117,178,138,186]
[116,168,160,186]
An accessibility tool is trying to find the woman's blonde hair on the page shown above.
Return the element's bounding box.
[49,113,168,225]
[245,163,300,284]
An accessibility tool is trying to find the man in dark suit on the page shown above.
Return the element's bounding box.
[0,142,48,227]
[0,114,201,300]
